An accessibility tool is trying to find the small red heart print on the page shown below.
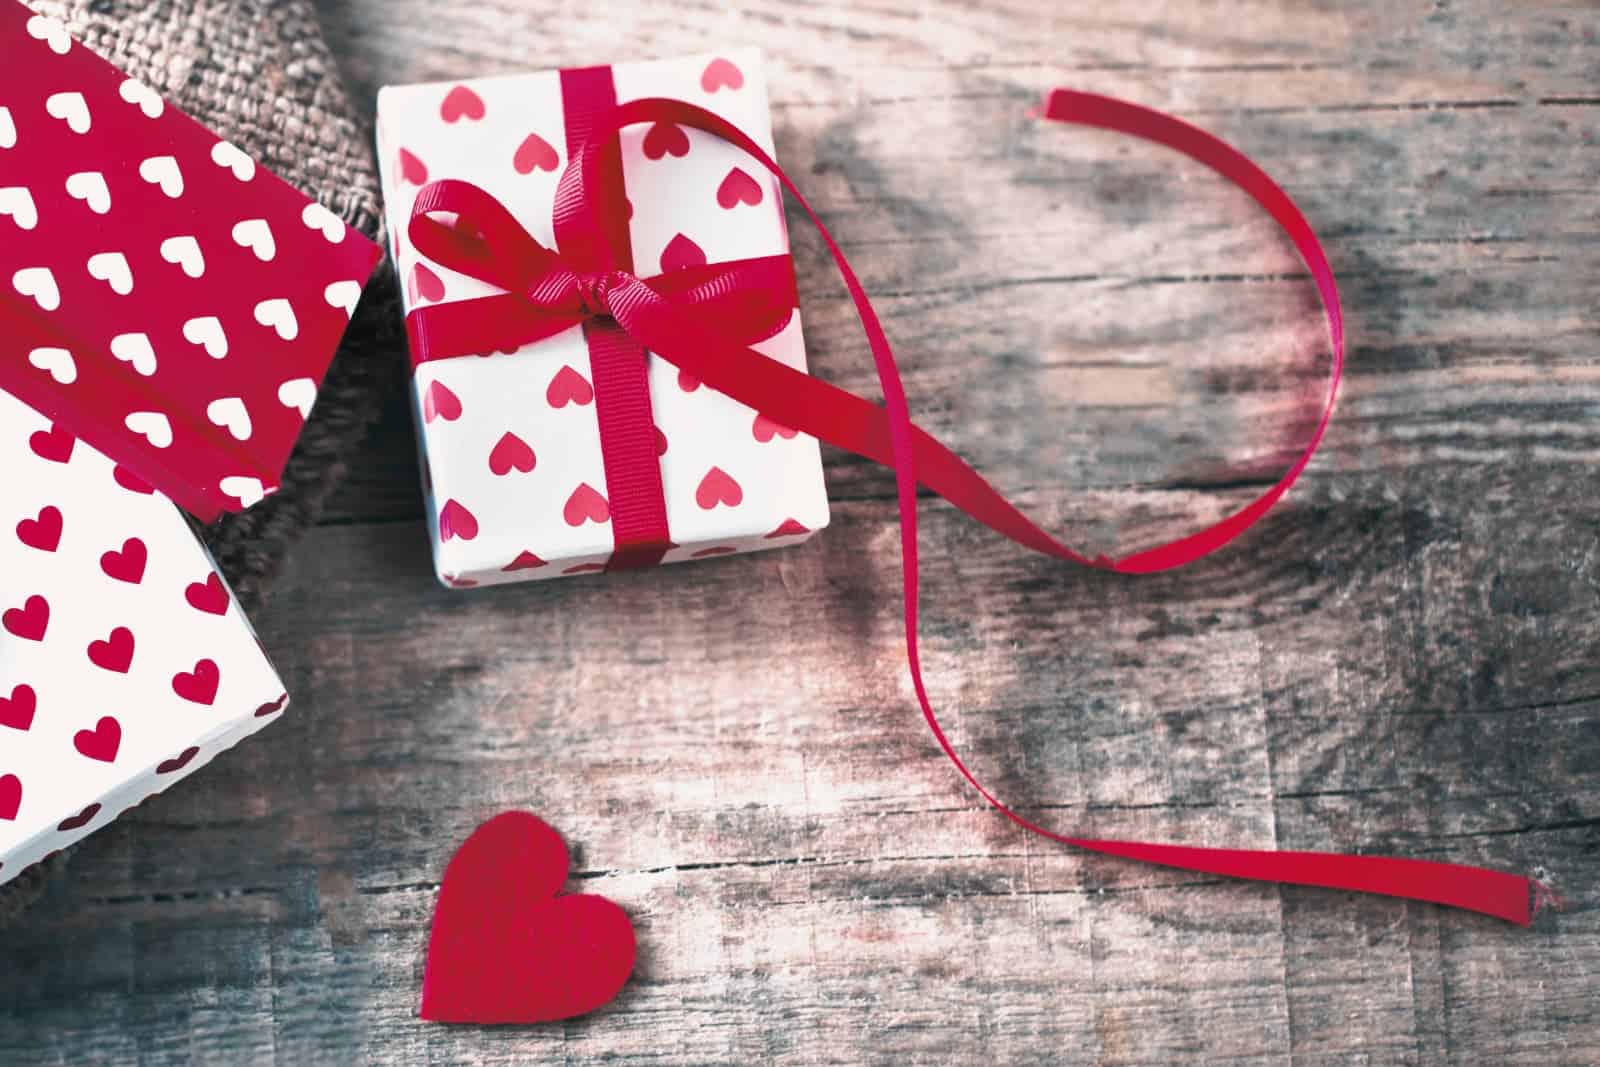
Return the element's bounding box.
[28,424,75,464]
[716,167,763,209]
[420,811,637,1023]
[546,365,595,408]
[57,803,100,831]
[15,506,62,552]
[74,716,122,762]
[766,518,811,538]
[700,57,744,93]
[563,484,610,526]
[398,147,430,185]
[677,368,701,392]
[3,595,49,641]
[172,659,220,705]
[444,575,480,588]
[692,546,739,558]
[503,550,547,571]
[752,413,798,442]
[654,426,668,456]
[411,262,446,304]
[254,693,289,717]
[562,562,608,575]
[642,121,690,160]
[87,626,135,673]
[156,746,200,774]
[489,432,537,475]
[695,467,744,510]
[659,233,706,273]
[113,464,154,494]
[185,573,230,615]
[100,537,148,584]
[440,85,486,123]
[513,132,560,174]
[439,499,479,542]
[0,775,20,821]
[0,685,36,732]
[423,380,463,423]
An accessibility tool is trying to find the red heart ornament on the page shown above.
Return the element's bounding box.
[546,365,594,408]
[100,536,148,584]
[488,432,537,475]
[700,57,744,93]
[16,505,62,552]
[439,499,479,542]
[420,811,636,1024]
[716,166,763,209]
[398,147,430,185]
[642,121,690,160]
[185,573,230,615]
[0,685,36,732]
[28,424,75,463]
[423,380,463,423]
[0,775,20,821]
[513,132,560,174]
[659,233,706,273]
[87,626,135,673]
[440,85,486,123]
[695,467,744,510]
[172,659,220,705]
[2,595,49,641]
[74,716,122,763]
[563,484,610,527]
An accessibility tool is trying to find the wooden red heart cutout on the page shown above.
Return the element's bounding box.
[421,811,636,1024]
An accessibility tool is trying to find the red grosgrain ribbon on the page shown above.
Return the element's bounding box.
[406,90,1544,924]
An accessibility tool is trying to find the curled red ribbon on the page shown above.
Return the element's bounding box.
[406,89,1545,924]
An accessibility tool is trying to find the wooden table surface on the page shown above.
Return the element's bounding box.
[4,1,1598,1063]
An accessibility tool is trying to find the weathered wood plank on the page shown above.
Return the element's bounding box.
[2,1,1596,1064]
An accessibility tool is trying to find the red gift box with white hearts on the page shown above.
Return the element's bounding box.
[0,1,380,521]
[0,388,288,887]
[375,50,830,585]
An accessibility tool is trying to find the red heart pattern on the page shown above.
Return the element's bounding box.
[716,167,763,209]
[57,803,100,832]
[185,572,230,614]
[439,498,479,541]
[411,262,446,304]
[28,424,74,463]
[752,413,798,442]
[488,431,537,475]
[15,505,62,551]
[0,686,36,732]
[87,625,135,673]
[0,776,21,821]
[700,57,744,93]
[440,85,486,123]
[423,380,463,423]
[563,484,610,527]
[546,365,594,408]
[513,132,560,174]
[113,464,154,494]
[503,550,548,571]
[642,121,690,160]
[4,595,50,641]
[695,467,744,510]
[398,146,429,185]
[421,811,636,1023]
[172,659,220,705]
[99,536,147,583]
[659,232,707,273]
[156,746,201,774]
[73,716,122,763]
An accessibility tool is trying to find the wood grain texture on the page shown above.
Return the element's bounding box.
[3,1,1598,1063]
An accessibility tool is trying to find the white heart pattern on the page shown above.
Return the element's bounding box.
[182,316,229,358]
[86,251,134,295]
[28,347,76,385]
[206,397,253,441]
[231,219,276,262]
[277,377,316,419]
[0,107,15,149]
[109,332,158,377]
[159,235,206,278]
[138,155,183,198]
[117,78,164,119]
[12,267,60,311]
[210,140,256,182]
[219,476,268,508]
[301,203,347,243]
[44,91,90,134]
[25,14,71,54]
[0,187,37,230]
[323,280,362,316]
[64,171,111,214]
[124,411,174,449]
[253,298,299,341]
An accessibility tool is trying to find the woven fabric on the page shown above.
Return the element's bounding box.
[0,0,401,923]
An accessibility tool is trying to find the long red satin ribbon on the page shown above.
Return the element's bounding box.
[406,90,1542,924]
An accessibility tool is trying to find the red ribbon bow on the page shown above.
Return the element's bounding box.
[404,90,1549,924]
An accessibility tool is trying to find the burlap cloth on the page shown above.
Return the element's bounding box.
[0,0,403,922]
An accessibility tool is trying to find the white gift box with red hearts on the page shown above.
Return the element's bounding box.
[0,387,287,888]
[375,50,830,586]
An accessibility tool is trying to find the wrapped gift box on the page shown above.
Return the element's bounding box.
[0,387,288,888]
[0,1,381,521]
[375,49,829,586]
